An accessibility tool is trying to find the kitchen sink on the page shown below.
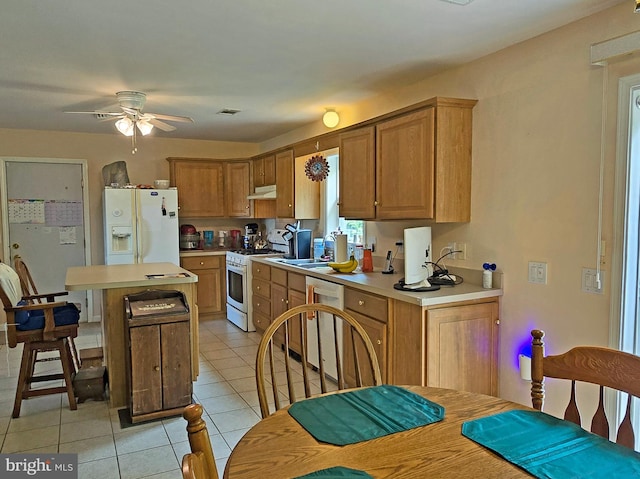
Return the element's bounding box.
[274,258,330,268]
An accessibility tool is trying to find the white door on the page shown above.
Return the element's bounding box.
[1,159,92,322]
[136,189,179,265]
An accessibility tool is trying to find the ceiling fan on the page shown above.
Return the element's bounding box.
[66,91,194,154]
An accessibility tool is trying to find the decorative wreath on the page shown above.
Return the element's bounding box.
[304,155,330,182]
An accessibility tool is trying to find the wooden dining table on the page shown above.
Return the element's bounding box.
[224,386,534,478]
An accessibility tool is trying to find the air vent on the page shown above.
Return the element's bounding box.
[217,109,241,115]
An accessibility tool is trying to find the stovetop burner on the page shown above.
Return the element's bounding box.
[231,248,282,255]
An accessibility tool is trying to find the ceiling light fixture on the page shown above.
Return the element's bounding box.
[636,0,640,13]
[115,114,154,154]
[322,109,340,128]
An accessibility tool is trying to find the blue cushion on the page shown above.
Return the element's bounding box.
[15,300,80,331]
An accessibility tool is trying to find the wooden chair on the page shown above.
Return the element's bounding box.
[13,255,80,370]
[531,329,640,449]
[0,262,79,417]
[256,303,382,418]
[182,403,219,479]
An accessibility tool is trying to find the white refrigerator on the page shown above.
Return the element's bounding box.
[103,187,179,265]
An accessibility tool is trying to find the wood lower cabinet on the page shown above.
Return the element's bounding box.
[425,301,499,396]
[181,255,225,319]
[343,288,388,386]
[391,297,499,396]
[251,262,271,333]
[128,317,192,423]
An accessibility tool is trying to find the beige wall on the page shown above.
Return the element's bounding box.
[1,4,638,418]
[261,3,640,417]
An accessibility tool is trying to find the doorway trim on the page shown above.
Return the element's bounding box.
[0,157,94,322]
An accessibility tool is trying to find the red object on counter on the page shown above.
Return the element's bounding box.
[362,249,373,272]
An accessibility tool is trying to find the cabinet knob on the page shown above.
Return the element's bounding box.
[496,319,500,325]
[374,200,379,206]
[245,205,250,209]
[376,339,382,345]
[256,285,260,291]
[154,366,160,371]
[257,268,261,273]
[200,261,204,265]
[288,204,292,208]
[358,300,365,306]
[257,302,260,307]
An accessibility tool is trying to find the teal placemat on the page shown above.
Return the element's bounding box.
[294,466,373,478]
[288,385,445,445]
[462,410,640,478]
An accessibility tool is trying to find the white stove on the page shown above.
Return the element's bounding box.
[225,233,287,332]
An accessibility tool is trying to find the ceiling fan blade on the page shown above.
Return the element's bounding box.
[148,118,177,131]
[64,110,122,116]
[146,112,194,123]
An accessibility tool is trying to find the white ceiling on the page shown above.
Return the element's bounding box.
[0,0,626,143]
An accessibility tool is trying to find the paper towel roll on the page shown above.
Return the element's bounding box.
[335,234,348,262]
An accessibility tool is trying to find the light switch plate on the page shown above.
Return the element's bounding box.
[528,261,547,284]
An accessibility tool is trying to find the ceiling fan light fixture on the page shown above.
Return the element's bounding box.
[115,117,134,136]
[635,0,640,13]
[136,119,154,136]
[322,109,340,128]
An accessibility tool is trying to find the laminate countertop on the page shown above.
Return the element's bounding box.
[65,262,198,291]
[250,257,502,308]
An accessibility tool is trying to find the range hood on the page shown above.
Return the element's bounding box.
[247,184,276,200]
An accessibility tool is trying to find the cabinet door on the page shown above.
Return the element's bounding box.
[253,157,265,187]
[271,282,288,346]
[161,321,192,409]
[276,149,294,218]
[225,161,251,217]
[130,325,163,415]
[339,127,376,219]
[286,289,306,355]
[181,256,223,316]
[426,302,499,396]
[376,108,435,219]
[263,155,276,185]
[170,160,225,217]
[343,309,387,386]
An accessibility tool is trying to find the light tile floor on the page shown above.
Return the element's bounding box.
[0,318,269,479]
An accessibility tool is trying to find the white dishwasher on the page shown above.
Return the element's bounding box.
[305,276,344,380]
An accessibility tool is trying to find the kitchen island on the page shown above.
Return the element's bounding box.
[65,262,199,408]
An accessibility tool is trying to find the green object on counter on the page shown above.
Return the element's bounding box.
[288,385,445,446]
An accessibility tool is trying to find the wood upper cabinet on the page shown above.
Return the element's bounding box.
[275,149,295,218]
[168,159,225,217]
[376,108,435,220]
[338,98,476,222]
[225,161,251,217]
[254,154,276,187]
[339,127,376,219]
[275,149,319,219]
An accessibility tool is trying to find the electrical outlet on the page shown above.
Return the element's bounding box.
[456,242,467,260]
[582,268,604,294]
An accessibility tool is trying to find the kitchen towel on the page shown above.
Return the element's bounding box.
[462,410,640,478]
[288,385,445,446]
[294,466,373,478]
[335,234,348,262]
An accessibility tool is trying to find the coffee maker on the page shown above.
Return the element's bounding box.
[243,223,259,249]
[283,227,312,259]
